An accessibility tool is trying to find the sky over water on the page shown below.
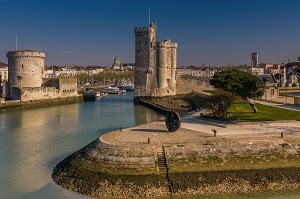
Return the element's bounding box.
[0,0,299,66]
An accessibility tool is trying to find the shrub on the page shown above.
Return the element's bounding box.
[184,92,209,110]
[205,91,236,117]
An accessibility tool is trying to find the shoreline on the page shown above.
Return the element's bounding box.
[0,95,84,112]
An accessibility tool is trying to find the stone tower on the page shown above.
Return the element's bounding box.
[6,49,45,99]
[134,23,177,98]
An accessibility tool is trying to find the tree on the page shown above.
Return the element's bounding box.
[210,69,265,113]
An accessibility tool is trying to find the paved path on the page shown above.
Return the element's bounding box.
[255,100,300,111]
[176,111,300,136]
[101,102,300,145]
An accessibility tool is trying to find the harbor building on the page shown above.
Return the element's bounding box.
[134,23,177,97]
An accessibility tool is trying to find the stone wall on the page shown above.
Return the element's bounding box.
[58,78,78,97]
[20,87,59,101]
[42,78,59,88]
[176,76,214,94]
[164,138,299,173]
[85,139,157,173]
[295,97,300,105]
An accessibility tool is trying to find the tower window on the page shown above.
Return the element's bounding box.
[138,42,141,45]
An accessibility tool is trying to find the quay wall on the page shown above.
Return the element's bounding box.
[0,95,83,112]
[85,139,157,173]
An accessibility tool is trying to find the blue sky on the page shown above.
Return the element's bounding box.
[0,0,299,66]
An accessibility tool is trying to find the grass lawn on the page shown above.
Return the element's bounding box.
[226,101,300,122]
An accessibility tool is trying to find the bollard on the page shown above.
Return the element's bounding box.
[120,127,122,132]
[148,138,150,144]
[281,132,283,138]
[212,129,217,137]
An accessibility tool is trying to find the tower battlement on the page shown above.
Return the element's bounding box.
[156,39,178,48]
[7,50,45,58]
[134,27,149,33]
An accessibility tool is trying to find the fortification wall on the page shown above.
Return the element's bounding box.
[176,76,214,94]
[42,78,59,88]
[85,139,157,172]
[59,78,78,97]
[20,87,59,101]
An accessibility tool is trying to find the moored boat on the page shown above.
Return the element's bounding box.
[95,92,108,98]
[104,86,121,94]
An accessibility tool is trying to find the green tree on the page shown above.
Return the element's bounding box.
[210,69,265,113]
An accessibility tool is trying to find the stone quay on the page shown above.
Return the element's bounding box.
[52,112,300,198]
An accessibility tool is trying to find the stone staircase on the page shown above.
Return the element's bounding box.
[157,146,174,196]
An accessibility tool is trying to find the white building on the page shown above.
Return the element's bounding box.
[250,67,264,75]
[0,62,8,81]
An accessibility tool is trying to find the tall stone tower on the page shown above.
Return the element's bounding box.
[251,52,258,67]
[6,49,45,99]
[134,23,177,98]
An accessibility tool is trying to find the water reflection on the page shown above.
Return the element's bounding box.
[134,104,163,124]
[0,92,161,199]
[1,92,300,198]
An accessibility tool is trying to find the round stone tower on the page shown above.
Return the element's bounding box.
[6,49,45,99]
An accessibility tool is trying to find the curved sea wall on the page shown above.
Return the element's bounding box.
[52,139,169,198]
[52,122,300,198]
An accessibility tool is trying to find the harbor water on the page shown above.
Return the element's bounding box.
[1,92,300,199]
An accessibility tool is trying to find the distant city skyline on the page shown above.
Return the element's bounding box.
[0,0,299,66]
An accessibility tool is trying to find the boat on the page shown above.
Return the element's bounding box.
[95,92,108,98]
[115,82,134,92]
[104,86,121,94]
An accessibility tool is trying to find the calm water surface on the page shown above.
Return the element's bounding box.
[1,92,300,199]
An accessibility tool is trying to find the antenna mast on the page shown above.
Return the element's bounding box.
[148,8,150,24]
[16,36,18,50]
